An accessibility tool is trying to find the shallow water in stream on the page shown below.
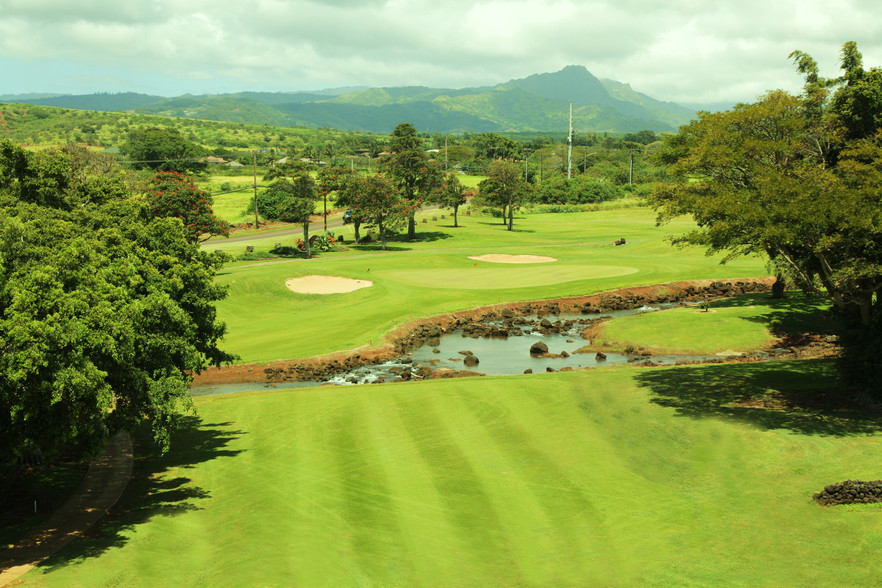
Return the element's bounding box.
[191,302,739,396]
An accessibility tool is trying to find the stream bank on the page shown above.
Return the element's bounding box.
[192,277,793,391]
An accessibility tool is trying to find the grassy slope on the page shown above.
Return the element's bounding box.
[595,294,833,354]
[210,208,768,363]
[22,362,882,587]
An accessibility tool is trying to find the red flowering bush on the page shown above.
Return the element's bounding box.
[145,171,230,245]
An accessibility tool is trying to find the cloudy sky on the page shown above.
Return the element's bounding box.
[1,0,880,106]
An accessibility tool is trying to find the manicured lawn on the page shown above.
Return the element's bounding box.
[594,294,833,354]
[210,207,769,363]
[15,204,882,587]
[21,361,882,586]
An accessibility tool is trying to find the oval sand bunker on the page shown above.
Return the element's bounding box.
[469,254,557,264]
[285,275,373,294]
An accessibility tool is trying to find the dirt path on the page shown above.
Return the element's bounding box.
[0,431,134,586]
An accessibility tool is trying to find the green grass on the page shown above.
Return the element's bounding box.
[210,207,769,363]
[20,362,882,587]
[197,175,256,225]
[595,294,833,354]
[14,202,882,587]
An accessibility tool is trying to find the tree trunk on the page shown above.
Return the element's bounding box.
[353,220,361,243]
[771,274,786,298]
[379,219,387,250]
[407,213,416,240]
[507,202,514,231]
[859,293,872,326]
[453,204,459,228]
[303,222,311,258]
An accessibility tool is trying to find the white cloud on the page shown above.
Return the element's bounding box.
[1,0,881,104]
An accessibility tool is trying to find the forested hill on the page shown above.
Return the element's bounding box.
[8,66,697,134]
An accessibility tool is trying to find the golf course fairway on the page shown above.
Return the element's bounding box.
[18,361,882,587]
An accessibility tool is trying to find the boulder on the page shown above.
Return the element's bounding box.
[595,352,607,361]
[530,341,548,356]
[463,355,480,367]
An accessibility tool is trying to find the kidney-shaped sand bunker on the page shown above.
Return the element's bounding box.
[285,275,373,294]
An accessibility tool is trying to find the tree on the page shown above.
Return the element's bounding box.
[470,133,522,161]
[477,161,531,230]
[649,43,882,394]
[384,122,442,239]
[0,140,232,468]
[145,172,230,245]
[431,172,469,227]
[262,175,317,257]
[531,173,623,204]
[318,166,365,241]
[350,174,405,250]
[121,127,207,174]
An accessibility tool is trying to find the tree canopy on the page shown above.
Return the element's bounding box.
[477,161,531,231]
[649,42,882,394]
[348,174,405,250]
[384,122,442,239]
[121,126,207,174]
[0,141,232,467]
[431,173,470,228]
[145,172,230,245]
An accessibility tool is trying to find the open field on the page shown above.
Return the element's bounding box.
[208,207,769,363]
[17,362,882,587]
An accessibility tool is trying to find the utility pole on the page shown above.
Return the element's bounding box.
[252,152,259,228]
[444,135,448,173]
[524,148,530,182]
[567,102,573,179]
[629,150,635,185]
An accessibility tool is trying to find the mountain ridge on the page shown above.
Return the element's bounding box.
[8,67,699,133]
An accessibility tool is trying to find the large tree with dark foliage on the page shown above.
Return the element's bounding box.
[384,122,442,239]
[121,126,207,174]
[0,140,232,472]
[650,42,882,398]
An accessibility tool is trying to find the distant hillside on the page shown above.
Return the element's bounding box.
[16,92,166,111]
[8,67,698,133]
[0,93,68,101]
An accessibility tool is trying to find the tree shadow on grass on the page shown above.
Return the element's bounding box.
[36,416,245,571]
[633,360,882,437]
[710,292,839,334]
[348,230,453,251]
[389,230,454,244]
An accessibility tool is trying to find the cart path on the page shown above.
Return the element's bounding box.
[0,431,133,587]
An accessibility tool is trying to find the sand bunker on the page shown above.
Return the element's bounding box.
[469,254,557,264]
[285,275,373,294]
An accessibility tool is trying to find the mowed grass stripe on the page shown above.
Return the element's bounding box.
[327,398,415,585]
[392,393,523,585]
[432,386,620,585]
[357,389,487,585]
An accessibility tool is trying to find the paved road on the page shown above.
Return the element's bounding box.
[205,205,444,245]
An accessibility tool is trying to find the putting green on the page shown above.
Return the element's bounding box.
[381,264,639,289]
